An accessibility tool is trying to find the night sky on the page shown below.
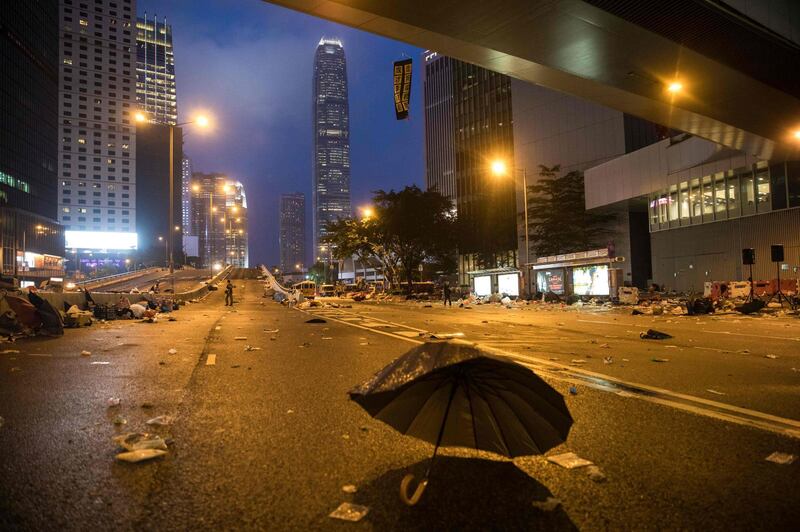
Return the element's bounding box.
[138,0,425,266]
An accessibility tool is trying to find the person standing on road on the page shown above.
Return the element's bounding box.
[225,280,235,306]
[443,282,452,307]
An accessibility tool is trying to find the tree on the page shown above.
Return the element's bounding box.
[373,185,457,293]
[323,186,457,293]
[526,165,617,257]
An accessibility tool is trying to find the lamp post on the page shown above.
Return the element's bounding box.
[136,111,210,293]
[158,236,167,267]
[491,159,530,297]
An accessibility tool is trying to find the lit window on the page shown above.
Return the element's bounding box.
[79,19,88,26]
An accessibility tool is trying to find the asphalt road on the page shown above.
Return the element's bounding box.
[1,281,798,530]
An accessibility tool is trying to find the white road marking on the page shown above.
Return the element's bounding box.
[301,307,800,439]
[206,354,216,366]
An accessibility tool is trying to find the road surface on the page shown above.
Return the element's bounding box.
[96,268,213,293]
[0,281,797,530]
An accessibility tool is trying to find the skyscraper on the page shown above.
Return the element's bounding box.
[57,0,138,264]
[312,38,351,257]
[279,193,306,273]
[181,156,192,233]
[190,173,248,268]
[422,53,517,285]
[1,0,65,281]
[135,14,177,125]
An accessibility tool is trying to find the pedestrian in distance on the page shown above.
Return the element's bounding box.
[225,280,234,306]
[443,282,452,307]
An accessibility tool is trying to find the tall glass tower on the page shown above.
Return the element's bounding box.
[312,38,351,258]
[136,14,177,125]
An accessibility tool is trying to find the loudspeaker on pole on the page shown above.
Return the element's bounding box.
[742,248,755,265]
[771,244,784,263]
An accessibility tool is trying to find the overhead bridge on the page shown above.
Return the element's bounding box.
[265,0,800,160]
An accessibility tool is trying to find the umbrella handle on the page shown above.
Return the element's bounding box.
[399,473,428,506]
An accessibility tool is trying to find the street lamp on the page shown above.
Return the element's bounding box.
[360,206,374,220]
[491,158,530,297]
[157,235,167,267]
[136,109,212,292]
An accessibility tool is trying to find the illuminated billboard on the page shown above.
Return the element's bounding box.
[497,273,519,297]
[572,264,609,296]
[65,231,138,250]
[473,275,492,297]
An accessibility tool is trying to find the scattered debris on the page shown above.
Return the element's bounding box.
[168,348,177,355]
[586,465,607,483]
[765,452,797,465]
[112,416,127,426]
[1,349,20,354]
[531,497,562,512]
[341,484,358,494]
[80,350,92,357]
[264,329,279,333]
[322,337,333,340]
[547,452,593,469]
[141,402,154,409]
[306,318,327,324]
[286,409,295,414]
[107,397,122,407]
[146,415,175,426]
[764,354,778,359]
[599,343,610,349]
[706,389,726,396]
[570,359,586,365]
[651,358,670,363]
[113,432,167,451]
[234,336,247,341]
[206,354,216,366]
[640,329,672,340]
[299,342,311,348]
[603,356,614,365]
[115,449,167,463]
[244,345,261,351]
[329,502,370,522]
[90,361,110,365]
[424,332,465,339]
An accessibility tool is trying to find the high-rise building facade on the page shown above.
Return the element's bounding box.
[312,38,351,257]
[135,14,176,125]
[279,193,306,273]
[135,122,182,265]
[1,0,65,281]
[423,53,517,286]
[57,0,138,263]
[190,173,248,268]
[181,156,192,233]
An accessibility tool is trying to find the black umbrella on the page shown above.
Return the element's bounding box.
[349,340,573,504]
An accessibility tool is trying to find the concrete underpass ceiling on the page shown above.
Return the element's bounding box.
[265,0,800,161]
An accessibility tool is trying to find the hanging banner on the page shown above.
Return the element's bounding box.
[393,58,412,120]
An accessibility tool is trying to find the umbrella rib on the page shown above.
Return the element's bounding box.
[463,378,479,451]
[468,380,512,457]
[382,374,452,435]
[472,380,547,454]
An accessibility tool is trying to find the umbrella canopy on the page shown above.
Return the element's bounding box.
[350,340,572,458]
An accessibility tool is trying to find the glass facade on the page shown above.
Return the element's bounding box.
[312,39,351,257]
[135,14,177,125]
[190,173,248,268]
[280,193,306,273]
[648,160,800,231]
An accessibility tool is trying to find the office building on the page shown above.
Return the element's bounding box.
[279,193,306,273]
[190,173,248,268]
[135,122,182,266]
[57,0,138,267]
[422,53,517,288]
[181,156,192,233]
[312,38,351,257]
[586,136,800,291]
[135,14,176,125]
[0,0,65,283]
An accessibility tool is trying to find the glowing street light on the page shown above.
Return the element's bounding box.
[667,81,683,94]
[794,130,800,141]
[192,183,201,192]
[361,206,374,220]
[490,157,531,296]
[490,159,508,176]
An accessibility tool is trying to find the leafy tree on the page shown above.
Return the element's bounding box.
[526,165,617,257]
[373,185,457,293]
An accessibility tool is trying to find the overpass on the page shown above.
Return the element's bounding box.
[266,0,800,160]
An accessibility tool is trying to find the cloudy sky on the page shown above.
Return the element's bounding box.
[138,0,425,265]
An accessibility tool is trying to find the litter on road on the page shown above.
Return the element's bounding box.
[640,329,672,340]
[531,497,562,511]
[651,358,670,363]
[234,336,247,340]
[305,318,327,324]
[107,397,122,407]
[569,386,578,395]
[90,361,110,365]
[586,465,607,483]
[341,484,358,494]
[146,415,175,426]
[244,345,261,351]
[115,449,167,463]
[206,354,216,366]
[329,502,369,522]
[547,452,593,469]
[113,432,168,451]
[80,350,91,357]
[706,389,726,396]
[603,356,614,365]
[765,452,797,465]
[168,348,177,355]
[112,416,127,425]
[764,354,778,359]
